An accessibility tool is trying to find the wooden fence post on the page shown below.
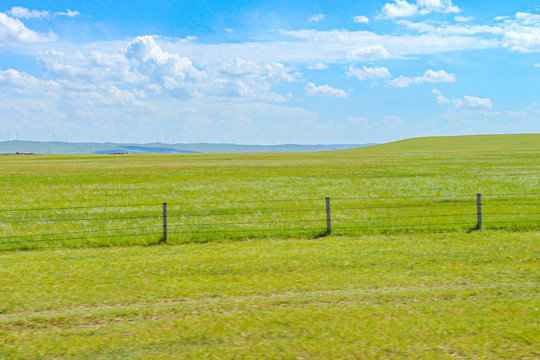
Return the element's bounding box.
[476,193,482,230]
[162,202,167,243]
[326,196,331,235]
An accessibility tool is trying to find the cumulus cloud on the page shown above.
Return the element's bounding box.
[309,14,325,22]
[503,27,540,52]
[0,12,57,45]
[380,0,460,18]
[8,7,49,19]
[35,35,299,102]
[515,12,540,25]
[452,95,493,109]
[123,35,204,98]
[354,16,369,23]
[0,69,60,94]
[433,89,493,110]
[307,63,329,70]
[417,0,460,15]
[347,44,390,61]
[305,82,349,97]
[423,69,455,82]
[432,89,450,104]
[499,12,540,53]
[38,50,142,84]
[347,65,391,81]
[381,0,418,18]
[390,69,455,87]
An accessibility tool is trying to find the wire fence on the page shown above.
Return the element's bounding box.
[0,193,538,250]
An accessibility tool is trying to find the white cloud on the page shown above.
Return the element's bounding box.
[309,14,325,22]
[123,35,204,98]
[0,12,57,45]
[395,12,540,54]
[534,63,540,67]
[398,20,504,36]
[307,63,329,70]
[433,90,493,110]
[503,27,540,53]
[515,12,540,25]
[36,35,299,102]
[347,65,391,81]
[380,0,460,18]
[500,12,540,53]
[6,7,80,20]
[8,7,50,19]
[452,95,493,109]
[422,69,455,82]
[354,16,369,23]
[54,10,80,18]
[455,16,474,22]
[432,89,450,104]
[0,69,60,95]
[215,58,297,82]
[347,44,390,61]
[38,50,142,84]
[390,69,455,87]
[381,0,418,18]
[305,82,349,97]
[417,0,461,15]
[273,29,495,63]
[389,76,414,87]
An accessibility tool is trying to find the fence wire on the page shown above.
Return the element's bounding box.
[0,193,538,249]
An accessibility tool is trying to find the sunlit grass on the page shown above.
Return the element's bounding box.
[0,135,538,250]
[0,231,538,359]
[0,134,538,358]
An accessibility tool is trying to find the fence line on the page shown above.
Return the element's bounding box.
[0,215,161,224]
[0,193,538,248]
[0,192,537,213]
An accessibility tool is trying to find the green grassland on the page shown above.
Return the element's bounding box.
[0,232,538,359]
[0,134,538,250]
[0,134,538,358]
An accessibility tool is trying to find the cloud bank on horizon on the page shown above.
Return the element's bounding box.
[0,0,538,144]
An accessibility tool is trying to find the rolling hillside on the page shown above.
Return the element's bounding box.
[350,134,540,154]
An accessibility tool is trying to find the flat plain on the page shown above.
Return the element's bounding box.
[0,134,538,358]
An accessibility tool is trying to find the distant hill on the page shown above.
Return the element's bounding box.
[338,134,540,154]
[0,141,374,155]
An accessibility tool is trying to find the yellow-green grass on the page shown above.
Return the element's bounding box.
[352,133,540,153]
[0,231,538,359]
[0,134,538,250]
[0,134,538,358]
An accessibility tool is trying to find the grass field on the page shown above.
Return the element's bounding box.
[1,232,539,359]
[0,134,538,250]
[0,134,538,358]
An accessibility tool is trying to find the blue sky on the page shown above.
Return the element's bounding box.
[0,0,538,144]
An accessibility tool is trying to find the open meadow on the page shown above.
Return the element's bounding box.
[0,134,538,358]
